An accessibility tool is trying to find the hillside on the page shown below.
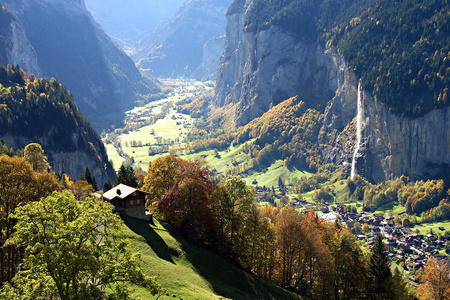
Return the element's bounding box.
[120,215,303,300]
[0,65,115,187]
[214,0,450,182]
[132,0,233,80]
[3,0,161,130]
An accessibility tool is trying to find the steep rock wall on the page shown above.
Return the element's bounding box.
[0,1,41,75]
[215,2,334,126]
[0,133,111,187]
[321,49,450,182]
[216,2,450,182]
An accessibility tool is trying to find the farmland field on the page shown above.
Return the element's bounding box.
[104,79,212,171]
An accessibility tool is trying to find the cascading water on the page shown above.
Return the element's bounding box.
[350,80,364,179]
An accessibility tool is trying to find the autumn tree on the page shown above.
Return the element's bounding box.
[142,155,183,211]
[23,143,51,172]
[0,155,60,284]
[210,175,257,263]
[142,155,215,244]
[156,159,215,244]
[0,191,161,299]
[418,257,450,300]
[72,180,94,200]
[274,206,304,289]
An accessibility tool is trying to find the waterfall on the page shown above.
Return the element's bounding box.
[350,80,364,179]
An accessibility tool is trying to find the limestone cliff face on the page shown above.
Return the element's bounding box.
[318,48,450,182]
[0,1,41,75]
[216,1,450,182]
[215,2,334,126]
[0,133,111,187]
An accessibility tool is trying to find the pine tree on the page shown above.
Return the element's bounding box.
[367,234,392,299]
[114,165,138,188]
[84,167,98,191]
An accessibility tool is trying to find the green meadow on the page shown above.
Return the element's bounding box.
[120,216,303,300]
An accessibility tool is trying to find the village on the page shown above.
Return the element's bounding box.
[253,185,450,284]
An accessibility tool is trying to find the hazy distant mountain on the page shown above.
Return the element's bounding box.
[132,0,233,80]
[3,0,161,130]
[85,0,186,49]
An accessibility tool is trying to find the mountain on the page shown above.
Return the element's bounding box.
[0,1,41,76]
[0,65,115,187]
[215,0,450,182]
[84,0,185,49]
[3,0,161,130]
[132,0,233,80]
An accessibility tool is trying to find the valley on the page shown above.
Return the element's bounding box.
[1,0,450,299]
[104,79,312,187]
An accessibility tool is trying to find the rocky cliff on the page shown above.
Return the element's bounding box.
[0,1,41,75]
[132,0,233,80]
[4,0,161,130]
[318,47,450,183]
[0,134,113,187]
[215,1,333,126]
[216,0,450,182]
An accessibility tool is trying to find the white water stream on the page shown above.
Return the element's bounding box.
[350,80,364,179]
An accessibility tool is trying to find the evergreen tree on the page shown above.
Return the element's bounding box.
[84,167,98,191]
[278,177,284,189]
[115,165,138,188]
[367,234,392,299]
[103,180,112,192]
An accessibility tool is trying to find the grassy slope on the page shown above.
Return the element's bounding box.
[119,215,303,300]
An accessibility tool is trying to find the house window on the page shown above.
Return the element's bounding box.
[130,200,134,206]
[137,199,141,205]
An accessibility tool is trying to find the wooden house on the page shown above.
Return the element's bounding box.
[102,184,153,222]
[102,184,148,210]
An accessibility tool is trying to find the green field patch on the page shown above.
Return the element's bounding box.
[411,221,450,235]
[105,143,125,170]
[243,160,312,188]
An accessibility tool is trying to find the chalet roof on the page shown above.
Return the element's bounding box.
[102,184,148,201]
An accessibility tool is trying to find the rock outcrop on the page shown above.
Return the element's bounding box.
[0,1,41,75]
[215,0,450,182]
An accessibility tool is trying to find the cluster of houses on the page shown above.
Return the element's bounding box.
[255,188,450,275]
[332,206,450,275]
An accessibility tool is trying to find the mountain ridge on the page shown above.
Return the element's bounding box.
[3,0,161,130]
